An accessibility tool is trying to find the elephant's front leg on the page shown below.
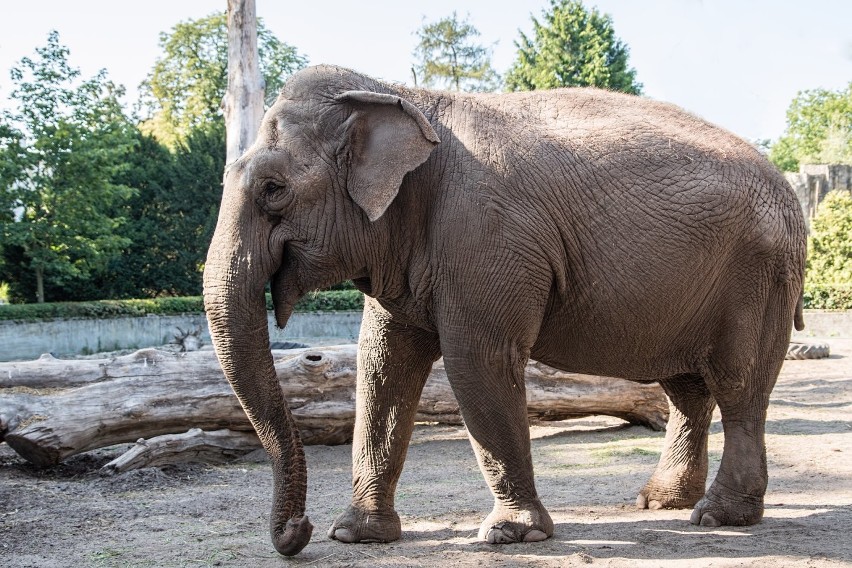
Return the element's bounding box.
[442,338,554,544]
[328,298,440,544]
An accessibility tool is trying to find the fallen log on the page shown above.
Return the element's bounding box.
[2,340,820,391]
[102,428,263,474]
[0,345,668,467]
[0,348,224,389]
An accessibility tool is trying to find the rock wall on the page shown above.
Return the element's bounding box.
[786,164,852,229]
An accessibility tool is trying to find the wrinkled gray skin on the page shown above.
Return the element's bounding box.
[203,65,806,556]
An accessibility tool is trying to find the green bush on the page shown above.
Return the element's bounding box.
[290,290,364,312]
[0,290,364,322]
[807,191,852,285]
[800,190,852,310]
[802,283,852,310]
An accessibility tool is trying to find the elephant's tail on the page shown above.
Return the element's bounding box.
[794,292,805,331]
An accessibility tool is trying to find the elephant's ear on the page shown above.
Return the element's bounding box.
[335,91,440,221]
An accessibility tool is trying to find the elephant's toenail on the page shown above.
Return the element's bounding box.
[486,528,514,544]
[330,528,354,542]
[524,529,548,542]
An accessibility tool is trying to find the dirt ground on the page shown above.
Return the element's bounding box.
[1,339,850,568]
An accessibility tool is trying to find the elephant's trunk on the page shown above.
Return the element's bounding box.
[203,174,313,556]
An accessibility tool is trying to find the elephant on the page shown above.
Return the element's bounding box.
[203,64,806,556]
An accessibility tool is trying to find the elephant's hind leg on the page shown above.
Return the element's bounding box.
[638,373,716,510]
[328,298,440,544]
[689,289,793,527]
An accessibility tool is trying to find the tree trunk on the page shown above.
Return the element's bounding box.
[36,265,44,304]
[224,0,264,164]
[0,345,668,468]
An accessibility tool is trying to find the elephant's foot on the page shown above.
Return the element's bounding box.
[478,501,554,544]
[689,483,764,527]
[636,467,706,510]
[327,504,401,543]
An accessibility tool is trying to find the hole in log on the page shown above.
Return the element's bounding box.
[300,352,331,374]
[301,353,328,370]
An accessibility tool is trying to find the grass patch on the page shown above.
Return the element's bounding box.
[89,547,127,565]
[591,445,660,461]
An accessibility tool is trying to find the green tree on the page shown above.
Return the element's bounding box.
[0,119,25,300]
[139,12,307,147]
[505,0,642,94]
[807,191,852,285]
[103,123,225,299]
[0,32,136,303]
[769,83,852,172]
[412,12,500,92]
[98,130,178,299]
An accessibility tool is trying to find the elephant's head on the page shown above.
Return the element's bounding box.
[202,66,439,555]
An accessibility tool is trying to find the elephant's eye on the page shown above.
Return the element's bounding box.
[264,180,284,195]
[258,178,292,215]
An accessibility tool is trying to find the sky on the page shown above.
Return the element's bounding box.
[0,0,850,142]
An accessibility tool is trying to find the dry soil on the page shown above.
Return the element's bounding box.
[1,339,850,567]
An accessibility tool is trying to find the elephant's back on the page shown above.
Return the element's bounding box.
[436,86,805,284]
[433,88,806,378]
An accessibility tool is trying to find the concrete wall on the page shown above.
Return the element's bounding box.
[793,310,852,339]
[0,311,363,362]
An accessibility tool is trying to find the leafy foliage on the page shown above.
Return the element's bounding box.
[138,12,307,147]
[286,290,364,313]
[412,12,500,92]
[802,283,852,310]
[0,290,364,322]
[0,296,203,322]
[0,17,314,304]
[807,191,852,286]
[769,83,852,172]
[101,122,225,299]
[0,32,136,303]
[505,0,642,94]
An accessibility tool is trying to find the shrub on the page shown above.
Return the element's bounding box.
[807,191,852,285]
[0,290,364,322]
[802,283,852,310]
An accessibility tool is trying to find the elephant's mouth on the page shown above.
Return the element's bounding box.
[352,276,373,296]
[271,249,303,328]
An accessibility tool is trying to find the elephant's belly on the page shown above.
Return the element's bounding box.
[530,311,696,383]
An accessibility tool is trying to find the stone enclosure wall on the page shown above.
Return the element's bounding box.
[786,164,852,229]
[0,311,363,362]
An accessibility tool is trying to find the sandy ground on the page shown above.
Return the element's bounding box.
[1,339,850,568]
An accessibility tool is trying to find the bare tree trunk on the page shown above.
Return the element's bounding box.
[36,266,44,304]
[0,346,669,467]
[224,0,264,164]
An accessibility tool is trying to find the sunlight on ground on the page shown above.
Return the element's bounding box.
[648,529,752,537]
[762,507,835,519]
[567,539,637,545]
